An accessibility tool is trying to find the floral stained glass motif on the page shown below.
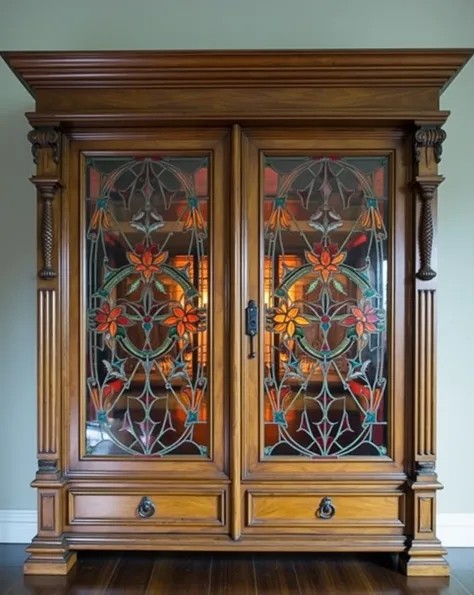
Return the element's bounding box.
[263,156,389,457]
[85,155,210,457]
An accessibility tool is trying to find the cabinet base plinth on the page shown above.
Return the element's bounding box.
[24,538,77,576]
[400,544,450,577]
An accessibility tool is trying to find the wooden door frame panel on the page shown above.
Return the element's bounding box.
[240,128,410,481]
[65,131,230,479]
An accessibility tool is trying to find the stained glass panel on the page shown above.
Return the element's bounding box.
[263,156,389,457]
[85,155,210,457]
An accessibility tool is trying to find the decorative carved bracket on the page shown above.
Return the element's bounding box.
[27,127,60,165]
[415,180,442,281]
[414,124,446,282]
[30,176,63,280]
[414,126,446,167]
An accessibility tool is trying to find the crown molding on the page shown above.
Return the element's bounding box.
[2,49,473,97]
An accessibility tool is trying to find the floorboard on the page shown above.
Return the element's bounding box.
[209,554,257,595]
[0,546,472,594]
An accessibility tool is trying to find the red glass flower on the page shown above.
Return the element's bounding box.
[95,303,132,337]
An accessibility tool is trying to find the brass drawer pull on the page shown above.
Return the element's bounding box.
[137,496,156,519]
[317,497,335,520]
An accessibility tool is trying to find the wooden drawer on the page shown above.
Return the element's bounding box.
[68,488,226,532]
[246,490,404,534]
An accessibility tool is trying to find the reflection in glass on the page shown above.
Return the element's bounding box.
[85,155,210,457]
[263,156,389,457]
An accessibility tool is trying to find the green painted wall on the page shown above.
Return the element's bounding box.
[0,0,473,512]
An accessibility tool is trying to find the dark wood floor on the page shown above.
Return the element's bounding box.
[0,545,473,594]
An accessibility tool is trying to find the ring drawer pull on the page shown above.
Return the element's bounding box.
[137,496,156,519]
[317,497,335,520]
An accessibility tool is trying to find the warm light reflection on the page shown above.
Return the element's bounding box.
[198,257,208,367]
[265,254,348,381]
[165,255,208,369]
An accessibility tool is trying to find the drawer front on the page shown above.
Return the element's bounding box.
[246,490,404,533]
[68,489,226,532]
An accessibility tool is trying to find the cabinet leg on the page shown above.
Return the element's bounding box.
[24,536,77,576]
[400,541,450,577]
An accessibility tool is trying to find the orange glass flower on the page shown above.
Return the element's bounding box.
[183,198,206,232]
[183,209,206,232]
[90,199,111,230]
[90,208,111,230]
[361,207,384,230]
[127,244,168,282]
[305,243,346,283]
[95,303,131,337]
[341,303,379,338]
[273,303,310,338]
[163,304,201,337]
[267,206,292,232]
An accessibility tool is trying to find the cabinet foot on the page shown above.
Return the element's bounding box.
[400,542,450,577]
[24,537,77,576]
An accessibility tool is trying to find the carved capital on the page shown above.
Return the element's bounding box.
[414,126,446,167]
[30,176,63,280]
[416,461,436,477]
[37,460,59,475]
[28,127,61,165]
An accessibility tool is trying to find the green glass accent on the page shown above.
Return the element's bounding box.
[186,411,198,426]
[273,410,288,427]
[364,411,376,424]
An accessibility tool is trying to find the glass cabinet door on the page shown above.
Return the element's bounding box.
[242,130,408,479]
[67,132,228,478]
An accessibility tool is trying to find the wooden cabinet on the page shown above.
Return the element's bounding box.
[2,49,472,577]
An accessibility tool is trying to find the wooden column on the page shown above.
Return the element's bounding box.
[401,124,448,577]
[24,126,77,576]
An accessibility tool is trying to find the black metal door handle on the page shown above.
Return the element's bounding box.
[317,497,336,520]
[137,496,156,519]
[245,300,258,359]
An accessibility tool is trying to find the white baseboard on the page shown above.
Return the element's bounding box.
[0,510,36,544]
[438,513,474,547]
[1,510,473,546]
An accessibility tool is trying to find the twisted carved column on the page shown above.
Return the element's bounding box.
[30,176,62,280]
[416,181,441,281]
[413,126,446,283]
[28,128,62,282]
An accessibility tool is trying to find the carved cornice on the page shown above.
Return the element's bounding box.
[27,127,60,165]
[3,49,473,95]
[30,176,63,280]
[414,126,447,167]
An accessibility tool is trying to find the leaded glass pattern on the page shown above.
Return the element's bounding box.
[263,156,389,457]
[85,155,210,456]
